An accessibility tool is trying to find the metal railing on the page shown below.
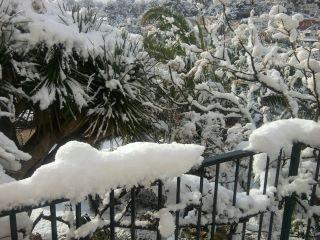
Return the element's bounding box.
[1,143,319,240]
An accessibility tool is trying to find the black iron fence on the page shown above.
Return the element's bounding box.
[1,143,320,240]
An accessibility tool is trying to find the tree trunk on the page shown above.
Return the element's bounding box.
[0,117,19,145]
[11,117,88,179]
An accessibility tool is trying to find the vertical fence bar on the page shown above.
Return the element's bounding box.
[242,155,253,240]
[274,150,283,189]
[196,167,204,240]
[9,213,18,240]
[50,203,58,240]
[110,190,115,240]
[232,159,240,206]
[262,156,270,195]
[175,177,181,240]
[306,217,312,239]
[257,215,264,240]
[306,150,320,239]
[131,187,136,240]
[76,202,81,228]
[258,156,270,240]
[268,149,283,240]
[229,159,240,239]
[157,180,163,240]
[211,163,220,240]
[241,223,246,240]
[280,143,302,240]
[246,156,253,195]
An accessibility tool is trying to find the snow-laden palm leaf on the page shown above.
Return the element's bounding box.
[84,33,157,141]
[0,3,29,123]
[58,2,104,33]
[20,44,89,133]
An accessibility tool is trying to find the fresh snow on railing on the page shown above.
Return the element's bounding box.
[0,141,204,211]
[247,119,320,158]
[247,119,319,212]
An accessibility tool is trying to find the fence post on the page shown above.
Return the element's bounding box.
[9,213,18,240]
[280,142,302,240]
[50,203,58,240]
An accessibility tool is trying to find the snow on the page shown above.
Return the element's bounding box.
[31,84,56,110]
[167,56,185,72]
[253,153,268,176]
[73,217,107,239]
[0,141,204,212]
[301,59,320,73]
[269,5,286,15]
[100,138,122,150]
[0,132,31,171]
[157,208,175,238]
[278,172,315,197]
[247,119,320,158]
[307,73,320,95]
[7,0,143,61]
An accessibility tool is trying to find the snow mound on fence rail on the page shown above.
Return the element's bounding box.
[247,119,320,158]
[0,141,204,211]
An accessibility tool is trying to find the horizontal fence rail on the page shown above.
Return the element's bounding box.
[1,144,320,240]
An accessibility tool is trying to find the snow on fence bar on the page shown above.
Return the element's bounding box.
[247,119,320,158]
[0,142,204,212]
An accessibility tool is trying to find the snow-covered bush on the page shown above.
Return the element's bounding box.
[140,1,320,237]
[141,1,320,151]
